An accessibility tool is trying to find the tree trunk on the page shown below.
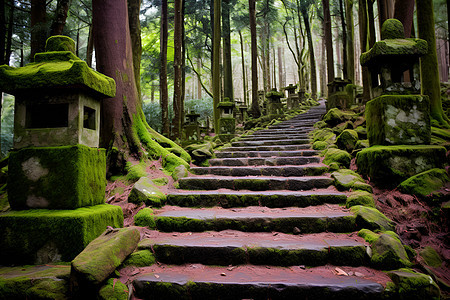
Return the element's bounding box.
[50,0,70,36]
[4,0,13,65]
[278,46,283,89]
[86,23,94,67]
[222,0,233,100]
[322,0,335,94]
[394,0,414,37]
[301,6,317,99]
[345,0,355,83]
[181,0,185,126]
[377,0,394,33]
[197,58,202,99]
[249,0,260,116]
[367,0,375,47]
[338,0,347,80]
[0,0,6,65]
[30,0,47,59]
[173,0,183,139]
[358,0,371,101]
[128,0,142,103]
[417,0,448,126]
[160,0,169,136]
[239,30,247,106]
[212,0,221,131]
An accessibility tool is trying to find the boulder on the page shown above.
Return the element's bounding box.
[336,129,359,152]
[371,233,412,269]
[398,168,449,199]
[351,205,394,231]
[98,278,129,300]
[332,169,372,193]
[346,191,375,208]
[387,269,440,300]
[134,208,156,228]
[172,164,189,181]
[122,249,155,267]
[323,108,355,127]
[419,246,442,268]
[70,227,140,294]
[128,177,166,207]
[323,148,352,168]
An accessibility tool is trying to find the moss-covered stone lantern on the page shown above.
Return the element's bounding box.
[284,84,300,110]
[266,88,284,115]
[327,77,352,110]
[0,36,123,265]
[238,104,248,122]
[183,111,201,145]
[217,98,235,142]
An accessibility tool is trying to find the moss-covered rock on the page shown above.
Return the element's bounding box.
[128,177,165,207]
[346,191,375,208]
[354,139,370,151]
[356,145,447,186]
[323,148,352,168]
[311,128,336,145]
[419,246,442,268]
[358,229,379,244]
[336,129,359,152]
[387,268,440,299]
[8,145,106,210]
[380,19,404,39]
[371,233,412,269]
[0,204,123,264]
[98,278,129,300]
[332,169,372,192]
[70,227,140,293]
[355,126,367,139]
[134,208,156,228]
[322,108,355,127]
[351,205,394,231]
[152,177,169,186]
[312,141,328,150]
[398,168,449,199]
[365,95,431,145]
[121,249,155,267]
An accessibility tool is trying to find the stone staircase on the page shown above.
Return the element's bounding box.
[132,102,391,299]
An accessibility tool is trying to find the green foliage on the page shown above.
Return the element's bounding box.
[98,278,129,300]
[1,94,14,156]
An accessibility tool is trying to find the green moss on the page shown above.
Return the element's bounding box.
[356,145,447,186]
[388,268,441,299]
[8,145,106,210]
[0,36,115,98]
[98,278,129,300]
[358,229,379,244]
[351,205,394,231]
[322,108,356,127]
[419,246,442,268]
[381,19,405,39]
[346,191,375,208]
[332,169,373,193]
[121,249,155,267]
[152,177,169,186]
[323,148,352,168]
[128,177,165,207]
[336,129,359,152]
[0,204,123,264]
[125,161,147,182]
[363,232,412,269]
[0,276,68,299]
[398,168,449,198]
[45,35,76,53]
[134,208,156,228]
[312,141,328,150]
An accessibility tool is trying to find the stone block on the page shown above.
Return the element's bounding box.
[327,91,351,110]
[128,177,166,207]
[366,95,430,145]
[0,204,124,264]
[218,117,235,135]
[356,145,446,186]
[7,145,106,210]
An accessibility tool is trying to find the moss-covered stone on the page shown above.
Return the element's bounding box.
[125,161,147,182]
[354,139,370,151]
[365,95,431,145]
[351,205,394,231]
[70,227,140,292]
[332,169,373,193]
[312,141,328,150]
[311,128,336,144]
[121,249,155,267]
[398,168,449,198]
[8,145,106,210]
[356,145,446,186]
[380,19,404,40]
[128,177,165,207]
[346,191,375,208]
[323,148,352,168]
[152,177,169,186]
[387,268,440,299]
[134,208,156,228]
[0,204,123,264]
[358,229,379,244]
[0,36,116,98]
[336,129,359,152]
[322,108,355,127]
[419,246,442,268]
[172,165,188,181]
[98,278,129,300]
[371,233,412,269]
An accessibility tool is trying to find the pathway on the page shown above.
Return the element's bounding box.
[132,102,391,299]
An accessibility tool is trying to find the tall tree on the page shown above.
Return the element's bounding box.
[358,0,371,101]
[345,0,354,83]
[249,0,260,116]
[160,0,169,136]
[416,0,448,127]
[0,0,5,65]
[173,0,183,139]
[322,0,334,94]
[30,0,47,58]
[300,0,317,99]
[212,0,221,130]
[222,0,233,100]
[338,0,347,79]
[377,0,394,33]
[239,30,247,106]
[394,0,414,37]
[128,0,142,102]
[50,0,70,36]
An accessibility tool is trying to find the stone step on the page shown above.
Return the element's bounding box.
[167,189,346,208]
[240,134,309,141]
[138,231,368,266]
[132,264,387,300]
[222,144,312,152]
[178,175,333,191]
[208,156,320,167]
[231,139,310,147]
[215,149,319,158]
[190,164,327,177]
[150,205,356,233]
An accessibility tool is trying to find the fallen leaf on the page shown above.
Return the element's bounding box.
[334,267,348,276]
[154,274,160,279]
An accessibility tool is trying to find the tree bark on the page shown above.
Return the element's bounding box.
[239,30,247,106]
[377,0,394,33]
[160,0,169,136]
[86,23,94,67]
[4,0,13,65]
[213,0,221,130]
[278,46,283,89]
[50,0,70,36]
[30,0,47,59]
[222,0,233,100]
[301,5,317,99]
[128,0,142,103]
[417,0,448,126]
[249,0,260,116]
[338,0,347,80]
[197,58,202,99]
[345,0,355,83]
[0,0,5,65]
[173,0,183,139]
[394,0,414,38]
[322,0,334,94]
[358,0,371,101]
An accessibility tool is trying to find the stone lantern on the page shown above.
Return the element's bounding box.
[327,77,352,110]
[283,84,300,110]
[238,104,248,122]
[217,98,235,142]
[183,111,201,144]
[0,36,123,264]
[266,88,284,115]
